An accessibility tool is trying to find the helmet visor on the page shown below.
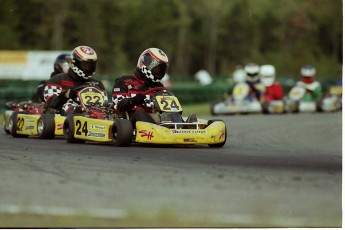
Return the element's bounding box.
[152,63,168,80]
[79,60,96,75]
[302,76,314,84]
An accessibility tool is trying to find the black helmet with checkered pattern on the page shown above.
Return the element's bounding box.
[137,48,169,83]
[71,46,97,80]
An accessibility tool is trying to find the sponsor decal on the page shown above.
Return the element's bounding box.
[87,131,106,138]
[91,125,105,130]
[24,126,35,130]
[172,130,207,134]
[57,123,63,130]
[138,130,154,140]
[219,130,225,140]
[183,138,197,143]
[114,88,120,92]
[26,119,35,123]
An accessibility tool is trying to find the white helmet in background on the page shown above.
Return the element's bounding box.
[233,68,246,83]
[260,65,276,87]
[244,63,260,83]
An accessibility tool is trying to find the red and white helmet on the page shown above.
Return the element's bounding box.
[137,48,169,83]
[71,46,97,80]
[300,65,316,84]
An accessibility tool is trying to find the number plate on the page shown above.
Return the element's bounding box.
[77,87,104,106]
[155,95,182,112]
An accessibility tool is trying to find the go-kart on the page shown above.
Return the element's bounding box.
[262,100,285,114]
[320,85,342,112]
[63,100,133,147]
[6,100,65,138]
[3,101,32,135]
[134,87,227,147]
[211,82,262,115]
[8,86,105,139]
[285,85,318,113]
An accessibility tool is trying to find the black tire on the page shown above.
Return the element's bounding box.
[112,119,133,147]
[4,124,10,135]
[210,102,218,116]
[37,114,55,139]
[9,112,28,138]
[63,115,85,143]
[207,119,227,148]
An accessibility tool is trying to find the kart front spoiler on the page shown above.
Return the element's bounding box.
[135,121,226,145]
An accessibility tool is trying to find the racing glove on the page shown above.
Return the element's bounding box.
[131,93,146,106]
[117,93,146,112]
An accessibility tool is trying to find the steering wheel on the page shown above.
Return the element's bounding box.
[141,87,167,95]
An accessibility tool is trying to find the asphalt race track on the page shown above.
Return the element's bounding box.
[0,112,342,227]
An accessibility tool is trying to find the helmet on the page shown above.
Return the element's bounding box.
[137,48,169,83]
[233,68,246,83]
[54,53,72,74]
[300,65,316,84]
[244,63,260,83]
[71,46,97,80]
[260,65,276,87]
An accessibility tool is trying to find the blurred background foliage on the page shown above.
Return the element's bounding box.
[0,0,342,80]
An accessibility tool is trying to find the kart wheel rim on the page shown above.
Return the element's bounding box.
[37,119,44,135]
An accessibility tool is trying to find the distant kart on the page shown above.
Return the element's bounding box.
[320,85,342,112]
[211,82,262,115]
[262,100,285,114]
[135,87,227,147]
[285,85,318,113]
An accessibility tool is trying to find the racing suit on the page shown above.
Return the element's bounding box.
[43,69,108,115]
[263,82,284,101]
[35,71,61,102]
[295,80,322,102]
[245,79,265,102]
[112,68,166,127]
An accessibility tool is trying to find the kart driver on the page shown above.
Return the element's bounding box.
[293,65,322,102]
[35,53,72,102]
[259,64,284,101]
[43,46,108,115]
[244,63,265,101]
[112,48,170,128]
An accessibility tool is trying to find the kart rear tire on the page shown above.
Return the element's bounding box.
[9,112,28,138]
[207,119,227,148]
[112,119,133,147]
[63,115,85,143]
[37,114,55,139]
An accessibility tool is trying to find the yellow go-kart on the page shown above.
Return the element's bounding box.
[134,87,227,147]
[8,86,107,139]
[62,86,133,146]
[8,102,65,139]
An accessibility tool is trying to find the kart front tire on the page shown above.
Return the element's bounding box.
[112,119,133,147]
[207,119,227,148]
[37,114,55,139]
[9,112,28,138]
[210,102,218,116]
[4,124,10,135]
[63,115,85,143]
